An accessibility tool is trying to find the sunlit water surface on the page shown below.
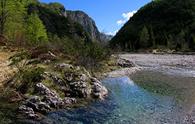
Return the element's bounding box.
[37,70,195,124]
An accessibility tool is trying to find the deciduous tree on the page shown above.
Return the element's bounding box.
[0,0,8,35]
[26,13,48,45]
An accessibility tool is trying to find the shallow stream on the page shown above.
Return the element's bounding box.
[39,70,195,124]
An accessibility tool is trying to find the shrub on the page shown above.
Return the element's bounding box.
[9,51,30,71]
[75,42,111,70]
[25,13,48,45]
[17,67,44,94]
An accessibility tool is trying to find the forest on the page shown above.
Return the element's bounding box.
[0,0,109,70]
[110,0,195,52]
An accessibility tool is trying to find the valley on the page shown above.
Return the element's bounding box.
[0,0,194,123]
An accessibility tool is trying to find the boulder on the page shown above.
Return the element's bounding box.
[91,77,108,100]
[80,74,89,81]
[55,63,73,71]
[22,96,52,115]
[25,100,39,111]
[63,97,77,104]
[18,63,108,119]
[44,72,64,86]
[117,59,136,67]
[69,81,91,98]
[64,73,74,82]
[18,105,39,119]
[28,96,41,103]
[90,77,102,85]
[42,96,64,108]
[35,83,58,98]
[37,102,51,113]
[185,105,195,124]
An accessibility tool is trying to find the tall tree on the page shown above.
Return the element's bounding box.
[176,30,186,50]
[149,26,156,48]
[139,26,149,48]
[0,0,8,35]
[4,0,27,43]
[26,13,48,45]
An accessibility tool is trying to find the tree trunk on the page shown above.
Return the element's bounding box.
[0,0,8,35]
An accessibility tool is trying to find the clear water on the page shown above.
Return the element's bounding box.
[40,73,195,124]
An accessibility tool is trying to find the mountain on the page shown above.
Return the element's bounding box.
[99,33,113,43]
[66,10,112,42]
[28,2,111,43]
[110,0,195,51]
[66,10,101,42]
[28,2,91,42]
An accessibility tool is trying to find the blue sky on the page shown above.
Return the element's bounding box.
[41,0,151,35]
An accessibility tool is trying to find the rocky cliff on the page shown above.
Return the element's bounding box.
[66,10,112,42]
[28,2,111,43]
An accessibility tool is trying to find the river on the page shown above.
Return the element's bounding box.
[19,54,195,124]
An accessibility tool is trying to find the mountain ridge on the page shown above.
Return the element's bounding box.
[66,10,112,42]
[110,0,195,51]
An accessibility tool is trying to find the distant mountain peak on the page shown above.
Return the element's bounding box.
[66,10,111,43]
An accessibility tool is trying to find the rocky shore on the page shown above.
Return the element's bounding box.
[105,57,142,78]
[16,55,141,120]
[17,63,108,119]
[119,54,195,70]
[185,105,195,124]
[2,51,195,123]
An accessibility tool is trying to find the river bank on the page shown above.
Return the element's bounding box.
[1,51,195,123]
[119,53,195,72]
[112,53,195,124]
[0,47,110,123]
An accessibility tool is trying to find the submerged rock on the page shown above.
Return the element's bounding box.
[185,105,195,124]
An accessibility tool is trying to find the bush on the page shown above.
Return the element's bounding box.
[9,51,30,71]
[75,42,111,70]
[17,67,44,94]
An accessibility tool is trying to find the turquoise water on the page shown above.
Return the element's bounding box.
[40,75,191,124]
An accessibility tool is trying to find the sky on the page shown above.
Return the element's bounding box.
[40,0,151,35]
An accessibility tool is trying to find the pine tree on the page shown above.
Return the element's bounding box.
[139,26,149,48]
[149,26,156,48]
[26,13,48,45]
[176,30,187,50]
[167,34,173,49]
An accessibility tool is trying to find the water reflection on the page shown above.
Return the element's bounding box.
[43,76,188,124]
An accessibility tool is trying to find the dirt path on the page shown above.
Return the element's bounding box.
[0,51,15,89]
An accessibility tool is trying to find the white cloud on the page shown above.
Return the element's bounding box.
[117,10,137,25]
[117,20,126,25]
[106,30,118,36]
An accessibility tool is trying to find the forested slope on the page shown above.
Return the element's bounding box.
[110,0,195,51]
